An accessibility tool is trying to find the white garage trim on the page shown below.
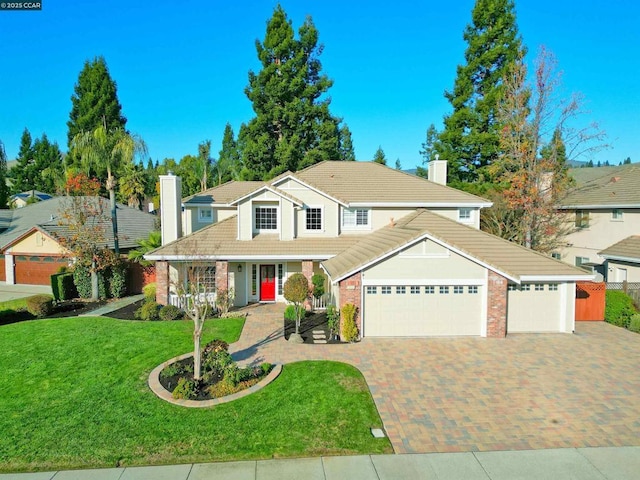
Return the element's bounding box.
[361,277,486,286]
[480,269,488,337]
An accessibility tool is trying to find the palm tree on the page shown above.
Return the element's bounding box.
[71,121,147,255]
[127,230,161,267]
[119,162,146,209]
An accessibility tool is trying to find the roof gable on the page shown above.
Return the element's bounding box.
[599,235,640,263]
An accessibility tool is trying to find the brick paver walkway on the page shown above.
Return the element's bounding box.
[230,304,640,454]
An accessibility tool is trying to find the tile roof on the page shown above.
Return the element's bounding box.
[147,215,361,259]
[183,181,265,205]
[562,165,640,208]
[598,235,640,262]
[293,161,492,206]
[322,209,590,282]
[0,196,156,251]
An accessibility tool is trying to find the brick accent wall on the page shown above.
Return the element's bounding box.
[301,260,314,309]
[156,261,169,305]
[487,270,508,338]
[215,261,228,292]
[338,271,362,334]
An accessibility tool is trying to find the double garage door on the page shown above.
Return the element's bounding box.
[14,255,68,285]
[363,284,482,337]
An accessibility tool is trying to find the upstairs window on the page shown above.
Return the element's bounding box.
[198,208,213,223]
[458,208,472,222]
[575,210,589,228]
[342,208,370,229]
[611,209,623,221]
[305,207,322,231]
[255,206,277,231]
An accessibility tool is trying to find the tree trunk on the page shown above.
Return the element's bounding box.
[108,177,119,255]
[91,259,99,300]
[193,326,202,380]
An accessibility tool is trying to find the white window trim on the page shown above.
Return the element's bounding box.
[253,203,279,233]
[341,207,371,231]
[198,207,213,224]
[458,207,473,223]
[304,205,324,233]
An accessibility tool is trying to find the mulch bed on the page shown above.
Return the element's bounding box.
[284,311,345,344]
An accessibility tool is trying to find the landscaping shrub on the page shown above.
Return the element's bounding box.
[159,304,184,321]
[202,349,233,377]
[56,265,68,274]
[215,288,235,315]
[284,304,297,322]
[628,314,640,333]
[108,263,127,299]
[135,300,161,321]
[143,282,156,300]
[202,339,229,357]
[25,294,53,318]
[326,304,339,336]
[311,273,325,298]
[605,290,636,328]
[172,377,198,400]
[341,303,359,342]
[51,272,77,302]
[261,362,272,375]
[73,264,92,299]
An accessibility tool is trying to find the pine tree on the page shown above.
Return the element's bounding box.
[239,6,342,179]
[0,141,9,208]
[437,0,525,182]
[217,123,241,183]
[9,128,34,193]
[67,56,126,148]
[338,124,355,161]
[373,146,387,165]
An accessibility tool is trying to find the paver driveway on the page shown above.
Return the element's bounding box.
[229,304,640,454]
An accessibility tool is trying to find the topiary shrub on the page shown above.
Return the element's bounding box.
[143,282,156,301]
[108,263,127,299]
[135,300,161,321]
[311,273,325,299]
[605,290,636,328]
[172,377,198,400]
[628,314,640,333]
[26,294,54,318]
[73,264,92,299]
[341,303,359,342]
[159,304,184,321]
[51,272,77,302]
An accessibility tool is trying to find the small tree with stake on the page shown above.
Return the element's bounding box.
[283,273,310,344]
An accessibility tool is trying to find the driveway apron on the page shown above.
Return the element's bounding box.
[229,304,640,454]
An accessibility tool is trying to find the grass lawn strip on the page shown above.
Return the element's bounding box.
[0,315,391,472]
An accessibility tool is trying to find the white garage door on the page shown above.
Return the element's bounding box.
[507,283,562,332]
[363,285,482,337]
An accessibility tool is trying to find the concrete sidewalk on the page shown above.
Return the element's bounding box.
[2,447,638,479]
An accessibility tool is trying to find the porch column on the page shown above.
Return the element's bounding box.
[215,261,228,292]
[301,260,314,309]
[5,254,14,285]
[338,271,362,333]
[156,261,169,305]
[486,270,508,338]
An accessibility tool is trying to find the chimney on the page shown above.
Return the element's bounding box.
[428,155,448,185]
[159,173,183,245]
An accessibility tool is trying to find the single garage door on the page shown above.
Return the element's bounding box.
[363,284,482,337]
[507,283,562,332]
[14,255,68,285]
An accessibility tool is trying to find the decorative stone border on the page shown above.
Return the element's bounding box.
[148,353,282,408]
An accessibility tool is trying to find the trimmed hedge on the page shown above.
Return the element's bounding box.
[605,290,637,328]
[26,294,54,318]
[51,272,78,302]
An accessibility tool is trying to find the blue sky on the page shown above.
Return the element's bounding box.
[0,0,638,169]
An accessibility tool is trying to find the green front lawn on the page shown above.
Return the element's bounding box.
[0,316,390,472]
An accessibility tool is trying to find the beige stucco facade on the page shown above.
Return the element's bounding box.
[605,260,640,283]
[6,230,67,256]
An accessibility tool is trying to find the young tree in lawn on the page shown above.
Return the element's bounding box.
[373,146,387,165]
[283,273,310,343]
[437,0,525,182]
[490,47,607,252]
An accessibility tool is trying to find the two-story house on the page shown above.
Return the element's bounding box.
[557,164,640,281]
[147,160,591,338]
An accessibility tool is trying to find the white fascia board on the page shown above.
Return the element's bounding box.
[230,186,303,207]
[328,232,519,285]
[599,254,640,264]
[144,254,335,262]
[184,201,232,208]
[272,175,348,207]
[519,274,595,282]
[557,204,640,210]
[347,202,493,208]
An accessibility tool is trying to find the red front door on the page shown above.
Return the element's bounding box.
[260,265,276,301]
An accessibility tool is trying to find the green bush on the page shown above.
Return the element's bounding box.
[605,290,637,328]
[628,314,640,333]
[73,264,92,299]
[108,263,127,299]
[341,303,359,342]
[159,304,184,321]
[172,377,198,400]
[56,265,68,274]
[202,339,229,356]
[135,300,161,321]
[25,295,53,318]
[284,304,297,322]
[51,272,77,302]
[261,362,272,375]
[143,282,156,300]
[326,304,339,336]
[311,273,325,299]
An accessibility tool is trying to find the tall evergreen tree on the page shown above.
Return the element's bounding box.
[373,146,387,165]
[9,128,34,193]
[67,56,126,148]
[436,0,525,182]
[9,130,63,194]
[239,6,342,179]
[338,124,355,161]
[217,123,241,183]
[0,141,9,209]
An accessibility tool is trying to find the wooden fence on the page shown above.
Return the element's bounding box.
[575,282,606,321]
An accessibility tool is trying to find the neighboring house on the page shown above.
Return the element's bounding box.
[147,160,591,338]
[598,235,640,283]
[557,164,640,280]
[10,190,54,209]
[0,196,156,285]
